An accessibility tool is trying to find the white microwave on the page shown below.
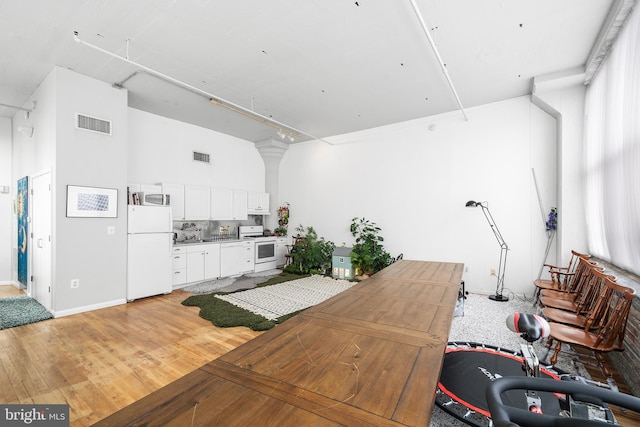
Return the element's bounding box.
[139,192,171,206]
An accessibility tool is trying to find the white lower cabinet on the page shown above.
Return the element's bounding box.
[172,246,187,286]
[185,243,221,283]
[221,241,254,277]
[203,244,221,280]
[276,237,288,267]
[186,250,205,283]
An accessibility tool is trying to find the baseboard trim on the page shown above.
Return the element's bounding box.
[53,298,127,318]
[0,281,22,288]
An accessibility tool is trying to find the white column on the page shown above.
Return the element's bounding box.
[255,139,288,232]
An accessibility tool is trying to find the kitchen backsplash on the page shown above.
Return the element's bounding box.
[173,216,263,242]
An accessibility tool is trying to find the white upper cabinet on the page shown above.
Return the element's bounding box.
[184,185,210,220]
[233,190,248,220]
[162,183,185,220]
[211,188,233,220]
[247,192,270,214]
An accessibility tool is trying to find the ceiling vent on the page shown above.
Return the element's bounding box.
[76,113,112,135]
[193,151,210,164]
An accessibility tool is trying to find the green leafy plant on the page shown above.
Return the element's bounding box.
[283,224,335,275]
[274,202,290,236]
[350,217,400,276]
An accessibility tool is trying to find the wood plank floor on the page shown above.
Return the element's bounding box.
[0,285,262,426]
[2,284,639,426]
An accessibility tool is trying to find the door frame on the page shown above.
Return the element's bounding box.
[30,169,53,311]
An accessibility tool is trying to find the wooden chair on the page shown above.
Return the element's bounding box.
[284,235,303,267]
[545,276,636,386]
[541,268,616,329]
[533,250,590,303]
[538,257,603,312]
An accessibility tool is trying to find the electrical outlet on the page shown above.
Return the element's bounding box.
[490,269,496,276]
[70,279,79,288]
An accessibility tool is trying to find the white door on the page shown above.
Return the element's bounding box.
[31,172,52,310]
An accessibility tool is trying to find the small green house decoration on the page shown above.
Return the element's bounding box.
[332,247,353,280]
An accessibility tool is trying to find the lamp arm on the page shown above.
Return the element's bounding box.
[477,203,509,299]
[479,204,508,250]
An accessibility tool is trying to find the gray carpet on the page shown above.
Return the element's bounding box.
[182,278,236,294]
[0,295,53,329]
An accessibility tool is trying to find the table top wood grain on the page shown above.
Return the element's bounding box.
[95,260,463,426]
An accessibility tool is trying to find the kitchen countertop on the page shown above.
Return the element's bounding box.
[173,239,243,246]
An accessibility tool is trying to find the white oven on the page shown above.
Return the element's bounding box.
[255,238,277,264]
[239,226,278,272]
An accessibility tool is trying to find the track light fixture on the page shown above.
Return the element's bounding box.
[73,31,329,144]
[276,129,295,142]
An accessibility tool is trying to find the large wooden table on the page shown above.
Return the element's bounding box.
[95,260,463,426]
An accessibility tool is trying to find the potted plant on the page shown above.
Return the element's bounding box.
[350,217,399,278]
[283,224,335,275]
[274,203,290,236]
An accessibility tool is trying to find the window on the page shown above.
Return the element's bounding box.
[584,6,640,275]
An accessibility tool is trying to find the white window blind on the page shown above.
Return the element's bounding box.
[584,5,640,275]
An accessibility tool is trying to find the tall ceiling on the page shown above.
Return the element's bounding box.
[0,0,618,142]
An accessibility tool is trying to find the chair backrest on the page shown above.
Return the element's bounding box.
[580,269,618,330]
[549,250,591,289]
[555,257,601,295]
[593,278,636,350]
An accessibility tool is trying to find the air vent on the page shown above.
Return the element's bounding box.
[193,151,210,164]
[76,113,112,135]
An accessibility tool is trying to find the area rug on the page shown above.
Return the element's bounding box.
[182,277,236,294]
[215,275,354,320]
[244,269,282,278]
[0,295,53,330]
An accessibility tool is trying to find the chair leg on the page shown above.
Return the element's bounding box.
[533,287,540,307]
[550,340,562,366]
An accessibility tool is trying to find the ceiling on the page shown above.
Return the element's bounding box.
[0,0,618,143]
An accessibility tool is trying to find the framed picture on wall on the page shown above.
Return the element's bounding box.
[66,185,118,218]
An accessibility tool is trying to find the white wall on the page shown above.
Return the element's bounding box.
[53,67,129,313]
[280,97,558,296]
[127,108,264,191]
[0,118,12,283]
[11,67,130,314]
[533,83,589,266]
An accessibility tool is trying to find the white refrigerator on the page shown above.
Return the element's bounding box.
[127,205,173,300]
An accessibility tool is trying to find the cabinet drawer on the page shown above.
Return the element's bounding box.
[172,269,187,286]
[172,253,186,269]
[172,246,186,255]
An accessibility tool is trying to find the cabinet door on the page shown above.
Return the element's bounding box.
[239,241,255,273]
[220,245,239,277]
[211,188,233,220]
[233,190,248,220]
[276,242,287,267]
[186,251,205,283]
[172,269,187,286]
[248,192,270,213]
[163,183,185,220]
[185,185,211,220]
[204,244,221,280]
